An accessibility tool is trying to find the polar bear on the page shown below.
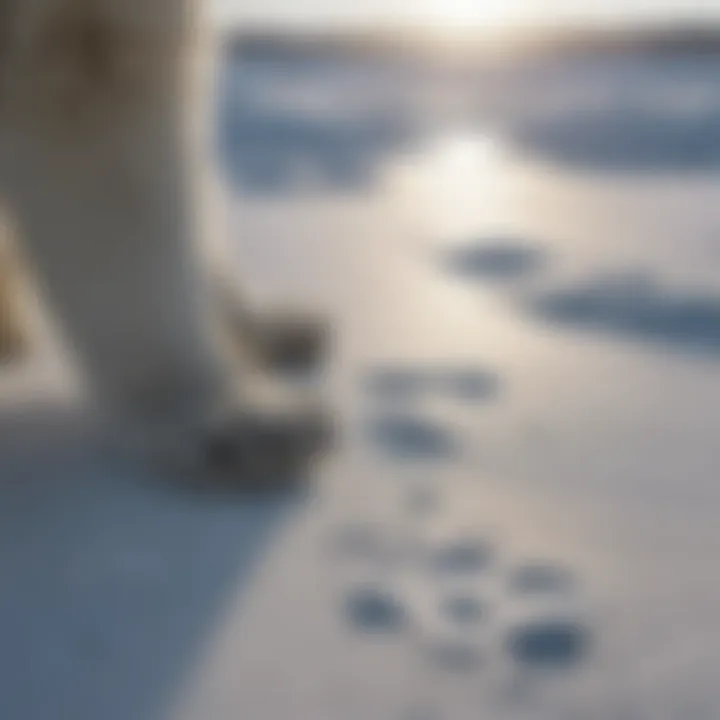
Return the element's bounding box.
[0,0,332,489]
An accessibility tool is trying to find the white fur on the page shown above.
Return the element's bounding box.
[0,0,238,429]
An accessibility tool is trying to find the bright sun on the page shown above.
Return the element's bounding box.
[425,0,518,29]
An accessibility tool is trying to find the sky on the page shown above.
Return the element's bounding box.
[212,0,720,29]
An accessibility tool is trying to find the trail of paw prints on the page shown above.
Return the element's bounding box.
[327,514,592,672]
[325,530,594,720]
[327,529,594,720]
[326,360,595,717]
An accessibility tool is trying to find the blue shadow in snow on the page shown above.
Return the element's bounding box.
[510,106,720,172]
[216,59,411,195]
[526,271,720,358]
[0,403,299,720]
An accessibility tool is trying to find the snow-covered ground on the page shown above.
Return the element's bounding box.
[1,46,720,719]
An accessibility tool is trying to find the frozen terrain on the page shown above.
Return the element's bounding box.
[1,42,720,719]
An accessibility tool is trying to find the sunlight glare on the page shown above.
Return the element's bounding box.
[424,0,519,30]
[417,132,504,241]
[385,130,508,247]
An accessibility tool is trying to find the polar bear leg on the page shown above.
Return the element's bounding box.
[0,0,332,488]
